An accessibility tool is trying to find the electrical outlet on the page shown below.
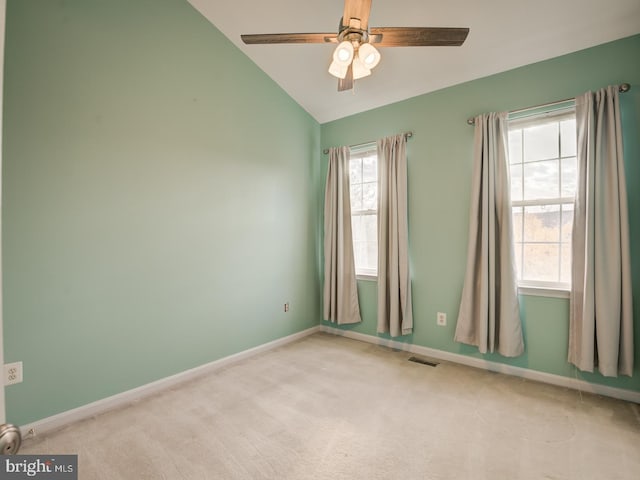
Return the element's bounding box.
[436,312,447,326]
[4,362,23,385]
[284,303,290,313]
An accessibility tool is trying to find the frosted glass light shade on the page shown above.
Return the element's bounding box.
[328,60,349,79]
[351,56,371,80]
[358,43,381,69]
[333,41,354,66]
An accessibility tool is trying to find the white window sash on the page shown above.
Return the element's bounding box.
[508,110,576,291]
[350,145,378,277]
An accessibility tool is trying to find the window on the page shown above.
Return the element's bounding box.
[349,144,378,277]
[508,108,577,290]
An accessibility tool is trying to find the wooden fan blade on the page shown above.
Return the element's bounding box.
[369,27,469,47]
[241,33,337,44]
[342,0,372,30]
[338,65,354,91]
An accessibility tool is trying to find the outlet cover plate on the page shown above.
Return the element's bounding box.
[4,362,23,385]
[437,312,447,326]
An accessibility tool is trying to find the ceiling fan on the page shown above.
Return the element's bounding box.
[241,0,469,92]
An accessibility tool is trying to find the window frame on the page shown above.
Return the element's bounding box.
[507,106,576,294]
[349,143,378,279]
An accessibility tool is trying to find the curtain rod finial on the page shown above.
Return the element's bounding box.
[619,83,631,93]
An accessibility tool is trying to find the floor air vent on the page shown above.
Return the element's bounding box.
[408,356,439,367]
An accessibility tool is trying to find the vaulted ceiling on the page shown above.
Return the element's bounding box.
[188,0,640,123]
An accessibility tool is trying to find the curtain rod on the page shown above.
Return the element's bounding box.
[466,83,631,125]
[322,131,413,154]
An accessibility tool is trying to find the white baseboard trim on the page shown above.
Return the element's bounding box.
[321,325,640,404]
[20,326,321,438]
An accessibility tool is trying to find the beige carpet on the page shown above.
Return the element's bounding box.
[21,333,640,479]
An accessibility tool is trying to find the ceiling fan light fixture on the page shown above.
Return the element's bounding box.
[328,59,349,79]
[241,0,470,92]
[358,43,381,69]
[333,41,354,66]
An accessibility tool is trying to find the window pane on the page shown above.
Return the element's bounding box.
[523,205,560,242]
[510,163,523,202]
[354,241,366,270]
[349,147,378,276]
[524,123,559,162]
[561,157,577,197]
[514,242,523,280]
[362,155,377,182]
[363,214,377,242]
[354,240,377,273]
[351,215,364,242]
[523,244,559,282]
[350,183,362,211]
[363,241,378,271]
[349,157,362,184]
[509,130,522,164]
[561,204,574,242]
[353,214,377,274]
[560,243,571,284]
[508,113,575,289]
[524,160,559,200]
[362,182,377,210]
[512,207,523,243]
[561,119,577,157]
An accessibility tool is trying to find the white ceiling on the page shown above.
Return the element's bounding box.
[188,0,640,124]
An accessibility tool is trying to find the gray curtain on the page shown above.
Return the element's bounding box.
[377,134,413,337]
[454,112,524,357]
[323,146,362,325]
[568,87,633,377]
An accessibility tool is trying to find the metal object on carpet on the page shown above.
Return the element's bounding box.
[408,356,439,367]
[0,423,22,454]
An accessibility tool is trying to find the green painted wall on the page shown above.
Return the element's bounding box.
[2,0,321,425]
[3,1,638,428]
[321,34,640,393]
